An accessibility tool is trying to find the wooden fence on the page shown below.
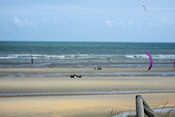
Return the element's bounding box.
[136,95,157,117]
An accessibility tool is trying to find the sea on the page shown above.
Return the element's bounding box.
[0,41,175,68]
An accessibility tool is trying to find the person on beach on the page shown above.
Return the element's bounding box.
[70,73,77,78]
[98,65,102,70]
[94,65,102,70]
[73,73,78,77]
[70,73,81,78]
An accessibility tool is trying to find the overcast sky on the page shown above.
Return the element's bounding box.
[0,0,175,42]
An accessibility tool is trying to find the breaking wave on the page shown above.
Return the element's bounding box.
[0,54,175,60]
[125,54,175,59]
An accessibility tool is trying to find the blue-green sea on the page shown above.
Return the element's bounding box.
[0,41,175,68]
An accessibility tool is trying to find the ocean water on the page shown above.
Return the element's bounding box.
[0,41,175,68]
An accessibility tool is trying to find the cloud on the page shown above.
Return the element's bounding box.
[147,22,159,27]
[13,16,33,27]
[128,19,133,25]
[14,16,23,26]
[105,19,135,28]
[160,17,173,26]
[24,19,33,25]
[150,7,175,11]
[120,21,125,27]
[43,18,48,23]
[105,20,113,27]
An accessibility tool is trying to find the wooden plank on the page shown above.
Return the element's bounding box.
[144,105,157,117]
[142,97,157,117]
[136,95,144,117]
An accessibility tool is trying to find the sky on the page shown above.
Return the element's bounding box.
[0,0,175,42]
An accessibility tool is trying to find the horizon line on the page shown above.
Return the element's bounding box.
[0,40,175,43]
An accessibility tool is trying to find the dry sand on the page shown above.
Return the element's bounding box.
[1,94,175,117]
[0,67,175,117]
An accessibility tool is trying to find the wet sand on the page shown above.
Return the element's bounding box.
[0,67,174,73]
[0,76,175,93]
[0,67,175,117]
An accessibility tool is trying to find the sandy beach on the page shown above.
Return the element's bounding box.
[1,0,175,116]
[0,67,175,117]
[1,93,175,117]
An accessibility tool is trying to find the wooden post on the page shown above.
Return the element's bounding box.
[136,95,157,117]
[144,105,156,117]
[136,95,144,117]
[142,97,157,117]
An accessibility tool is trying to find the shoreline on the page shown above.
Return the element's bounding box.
[0,61,173,65]
[0,67,174,73]
[0,67,175,79]
[0,61,174,68]
[1,90,175,97]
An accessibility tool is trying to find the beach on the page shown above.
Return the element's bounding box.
[1,0,175,115]
[0,41,175,117]
[1,93,175,117]
[0,67,175,117]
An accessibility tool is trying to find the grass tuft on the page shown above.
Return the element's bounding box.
[108,106,175,117]
[107,109,122,117]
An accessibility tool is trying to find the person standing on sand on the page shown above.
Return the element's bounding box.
[30,48,33,64]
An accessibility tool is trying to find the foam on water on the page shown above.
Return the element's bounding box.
[0,42,175,68]
[125,54,175,59]
[1,53,175,60]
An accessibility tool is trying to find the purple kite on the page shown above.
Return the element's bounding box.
[145,51,153,70]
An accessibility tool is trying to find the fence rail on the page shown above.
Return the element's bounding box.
[136,95,157,117]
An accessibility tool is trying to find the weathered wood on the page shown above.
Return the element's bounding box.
[136,95,144,117]
[136,95,157,117]
[144,105,157,117]
[142,98,157,117]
